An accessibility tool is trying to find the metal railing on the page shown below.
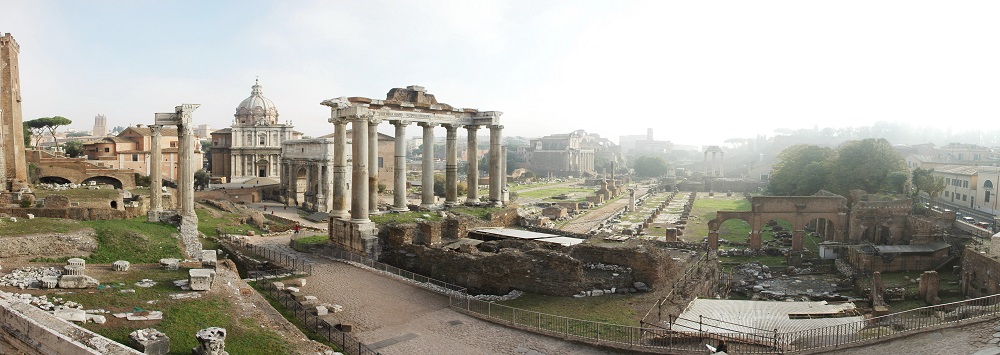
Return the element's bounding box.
[782,292,1000,353]
[253,272,380,355]
[223,236,315,275]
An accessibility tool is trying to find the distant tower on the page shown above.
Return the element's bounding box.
[0,33,27,184]
[646,128,653,141]
[93,114,107,137]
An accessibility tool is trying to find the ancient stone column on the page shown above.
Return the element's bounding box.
[444,124,458,206]
[368,118,381,213]
[465,125,479,205]
[330,118,349,219]
[488,125,503,206]
[178,121,195,217]
[500,145,508,203]
[147,125,163,222]
[708,230,719,250]
[419,122,437,208]
[391,120,409,212]
[351,115,370,222]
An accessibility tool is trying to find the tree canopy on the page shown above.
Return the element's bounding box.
[767,145,835,195]
[24,116,72,148]
[632,156,670,178]
[767,138,908,196]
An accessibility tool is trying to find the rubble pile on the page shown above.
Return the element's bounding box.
[0,266,62,289]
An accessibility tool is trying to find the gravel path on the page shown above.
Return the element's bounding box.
[248,233,624,354]
[560,187,648,234]
[829,319,1000,355]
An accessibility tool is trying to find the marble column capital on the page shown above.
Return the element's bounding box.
[443,124,458,132]
[329,117,349,125]
[465,125,480,131]
[418,122,439,128]
[389,119,410,127]
[489,124,504,130]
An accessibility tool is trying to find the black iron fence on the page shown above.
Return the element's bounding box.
[253,274,380,355]
[224,236,314,275]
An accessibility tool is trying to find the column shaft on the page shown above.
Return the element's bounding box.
[178,123,195,216]
[368,120,380,213]
[148,125,163,222]
[488,125,503,205]
[392,121,409,211]
[444,125,458,206]
[331,119,349,219]
[420,123,437,208]
[351,116,370,221]
[465,126,479,204]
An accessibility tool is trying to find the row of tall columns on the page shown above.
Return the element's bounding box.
[147,125,163,222]
[329,120,503,219]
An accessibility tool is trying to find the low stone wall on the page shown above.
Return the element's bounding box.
[0,207,131,220]
[0,293,141,354]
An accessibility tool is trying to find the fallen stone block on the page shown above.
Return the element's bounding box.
[67,258,86,267]
[58,275,99,289]
[285,286,300,293]
[271,282,285,290]
[316,306,328,316]
[41,276,59,289]
[113,260,131,272]
[288,278,307,287]
[129,328,170,355]
[87,314,107,324]
[302,295,318,305]
[189,269,215,291]
[53,308,86,322]
[201,250,217,268]
[127,311,163,321]
[192,327,228,355]
[160,258,180,270]
[63,264,85,276]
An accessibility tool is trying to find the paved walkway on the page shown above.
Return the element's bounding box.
[560,186,648,234]
[247,232,625,355]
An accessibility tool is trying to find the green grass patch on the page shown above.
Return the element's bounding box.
[80,217,183,263]
[517,187,594,200]
[497,293,639,325]
[371,211,442,224]
[0,217,87,235]
[34,188,118,201]
[449,206,501,220]
[195,208,263,237]
[296,235,329,246]
[684,194,750,242]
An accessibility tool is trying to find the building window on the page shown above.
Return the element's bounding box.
[963,194,968,201]
[132,154,138,161]
[104,147,110,153]
[170,141,177,148]
[946,178,951,185]
[378,157,384,168]
[987,191,992,203]
[945,191,950,197]
[964,180,969,188]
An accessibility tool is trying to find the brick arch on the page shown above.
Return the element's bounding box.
[38,176,72,184]
[81,176,124,189]
[710,196,849,251]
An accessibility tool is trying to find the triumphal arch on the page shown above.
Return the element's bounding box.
[709,195,849,251]
[321,86,504,258]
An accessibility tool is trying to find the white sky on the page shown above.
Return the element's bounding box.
[4,1,1000,146]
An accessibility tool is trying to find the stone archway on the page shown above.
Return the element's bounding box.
[256,159,269,178]
[711,195,849,251]
[294,167,308,206]
[81,176,123,189]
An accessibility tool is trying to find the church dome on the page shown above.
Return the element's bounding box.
[235,79,279,126]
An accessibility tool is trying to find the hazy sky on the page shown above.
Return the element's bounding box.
[5,1,1000,146]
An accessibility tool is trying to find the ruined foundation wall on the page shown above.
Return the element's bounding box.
[961,248,1000,297]
[0,295,141,354]
[0,207,131,220]
[569,243,677,287]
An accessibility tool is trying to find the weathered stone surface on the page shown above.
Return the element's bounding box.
[57,275,99,289]
[159,258,180,270]
[315,306,328,316]
[53,308,86,322]
[40,275,58,289]
[66,258,86,267]
[189,269,215,291]
[201,250,217,268]
[129,328,170,355]
[192,327,229,355]
[113,260,131,272]
[0,229,98,259]
[87,314,107,324]
[63,264,85,276]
